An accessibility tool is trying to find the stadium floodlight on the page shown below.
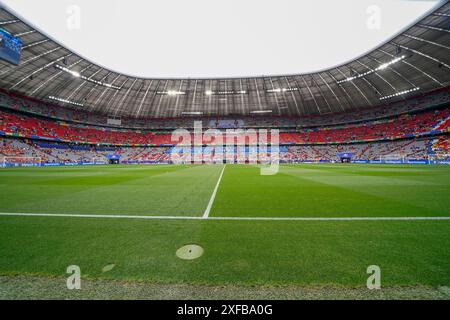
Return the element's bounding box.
[55,65,81,78]
[181,111,203,115]
[54,65,121,90]
[375,55,405,71]
[204,90,246,96]
[157,90,186,96]
[337,55,406,84]
[48,95,84,107]
[169,90,185,96]
[82,78,121,89]
[250,110,272,114]
[267,87,299,93]
[379,87,420,100]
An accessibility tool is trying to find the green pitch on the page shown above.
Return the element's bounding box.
[0,164,449,294]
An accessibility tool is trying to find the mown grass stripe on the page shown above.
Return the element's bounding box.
[0,212,449,221]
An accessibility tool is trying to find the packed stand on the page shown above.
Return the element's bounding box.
[1,88,449,129]
[0,106,448,146]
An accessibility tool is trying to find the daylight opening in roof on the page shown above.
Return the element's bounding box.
[1,0,441,78]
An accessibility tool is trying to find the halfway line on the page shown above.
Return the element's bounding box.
[203,164,226,219]
[0,212,449,221]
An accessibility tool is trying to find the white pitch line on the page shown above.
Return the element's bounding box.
[202,164,226,219]
[0,212,449,221]
[208,216,450,221]
[0,212,202,220]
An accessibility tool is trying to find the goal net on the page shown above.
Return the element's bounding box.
[1,156,42,168]
[379,154,405,163]
[90,157,107,165]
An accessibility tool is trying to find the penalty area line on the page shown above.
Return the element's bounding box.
[0,212,449,221]
[203,164,226,219]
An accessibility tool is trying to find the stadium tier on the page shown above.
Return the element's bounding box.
[2,136,449,166]
[1,88,449,166]
[1,88,449,129]
[0,90,449,144]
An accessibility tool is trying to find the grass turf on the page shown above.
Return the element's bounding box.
[0,164,449,294]
[0,164,221,216]
[213,164,450,217]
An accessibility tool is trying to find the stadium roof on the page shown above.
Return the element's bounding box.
[0,2,449,118]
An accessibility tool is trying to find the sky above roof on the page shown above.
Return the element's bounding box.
[1,0,442,78]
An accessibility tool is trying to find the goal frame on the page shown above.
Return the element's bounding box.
[379,154,406,164]
[1,156,43,168]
